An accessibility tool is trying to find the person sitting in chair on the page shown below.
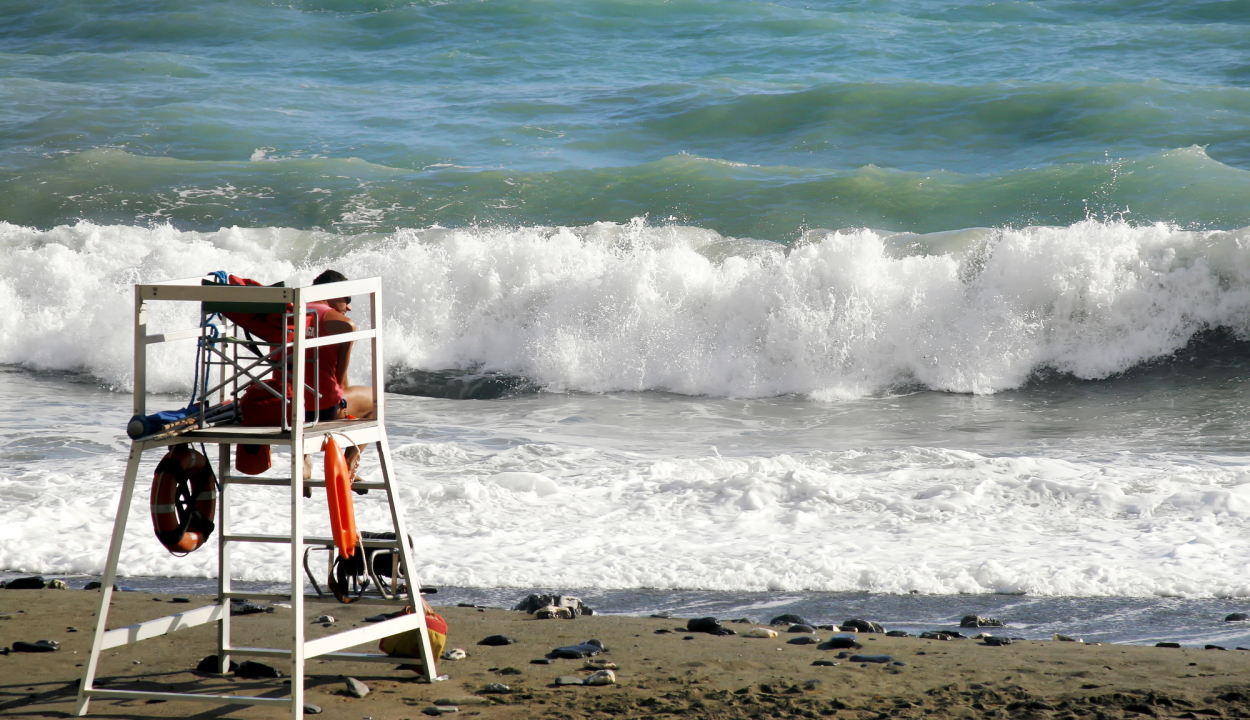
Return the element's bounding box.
[307,269,373,481]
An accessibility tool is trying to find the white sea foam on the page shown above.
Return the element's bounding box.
[2,427,1248,597]
[2,218,1249,398]
[2,219,1250,597]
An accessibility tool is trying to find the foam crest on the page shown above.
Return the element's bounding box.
[4,218,1250,398]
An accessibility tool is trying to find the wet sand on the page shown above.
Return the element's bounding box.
[2,590,1248,719]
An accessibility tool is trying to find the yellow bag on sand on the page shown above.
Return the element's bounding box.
[379,606,447,668]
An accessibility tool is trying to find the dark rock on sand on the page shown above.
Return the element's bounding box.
[196,655,239,673]
[1225,612,1249,622]
[811,660,838,666]
[770,614,808,626]
[886,630,911,637]
[961,615,1006,628]
[822,634,862,650]
[1204,645,1226,651]
[848,654,894,663]
[981,636,1012,646]
[82,581,117,591]
[3,576,47,590]
[841,619,885,633]
[649,612,672,618]
[786,624,815,633]
[687,617,720,633]
[555,675,584,686]
[920,630,966,640]
[530,658,551,664]
[1155,642,1182,648]
[13,640,60,652]
[686,617,736,635]
[230,600,271,616]
[787,635,821,645]
[512,593,595,616]
[547,639,605,659]
[478,635,516,646]
[235,661,281,679]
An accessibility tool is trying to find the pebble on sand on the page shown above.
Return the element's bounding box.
[535,605,575,619]
[235,660,281,679]
[841,619,885,633]
[433,696,491,706]
[13,640,60,652]
[478,635,516,646]
[848,654,894,663]
[585,668,616,685]
[344,677,369,698]
[824,634,862,649]
[547,639,605,659]
[769,614,808,626]
[196,655,239,674]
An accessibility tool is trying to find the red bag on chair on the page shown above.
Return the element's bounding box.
[240,378,294,427]
[235,445,272,475]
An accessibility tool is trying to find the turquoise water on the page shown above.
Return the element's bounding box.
[4,0,1250,237]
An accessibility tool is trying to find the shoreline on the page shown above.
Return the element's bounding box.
[2,590,1249,719]
[4,573,1249,648]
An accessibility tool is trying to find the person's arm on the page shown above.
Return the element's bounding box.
[322,311,356,387]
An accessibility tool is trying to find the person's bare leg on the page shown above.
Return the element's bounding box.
[341,385,375,420]
[339,385,374,491]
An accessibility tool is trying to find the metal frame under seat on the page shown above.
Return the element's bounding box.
[75,276,439,720]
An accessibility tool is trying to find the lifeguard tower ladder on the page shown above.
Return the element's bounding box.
[76,276,438,719]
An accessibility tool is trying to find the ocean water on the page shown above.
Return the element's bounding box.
[2,0,1250,643]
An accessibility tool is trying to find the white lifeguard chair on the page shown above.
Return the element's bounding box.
[75,276,438,719]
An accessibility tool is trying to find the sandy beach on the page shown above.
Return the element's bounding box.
[2,589,1248,719]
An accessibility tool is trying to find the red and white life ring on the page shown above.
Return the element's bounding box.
[150,444,218,555]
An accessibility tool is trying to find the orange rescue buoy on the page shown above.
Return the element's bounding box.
[150,444,218,555]
[324,435,359,560]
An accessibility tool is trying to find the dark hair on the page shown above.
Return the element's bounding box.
[313,269,348,285]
